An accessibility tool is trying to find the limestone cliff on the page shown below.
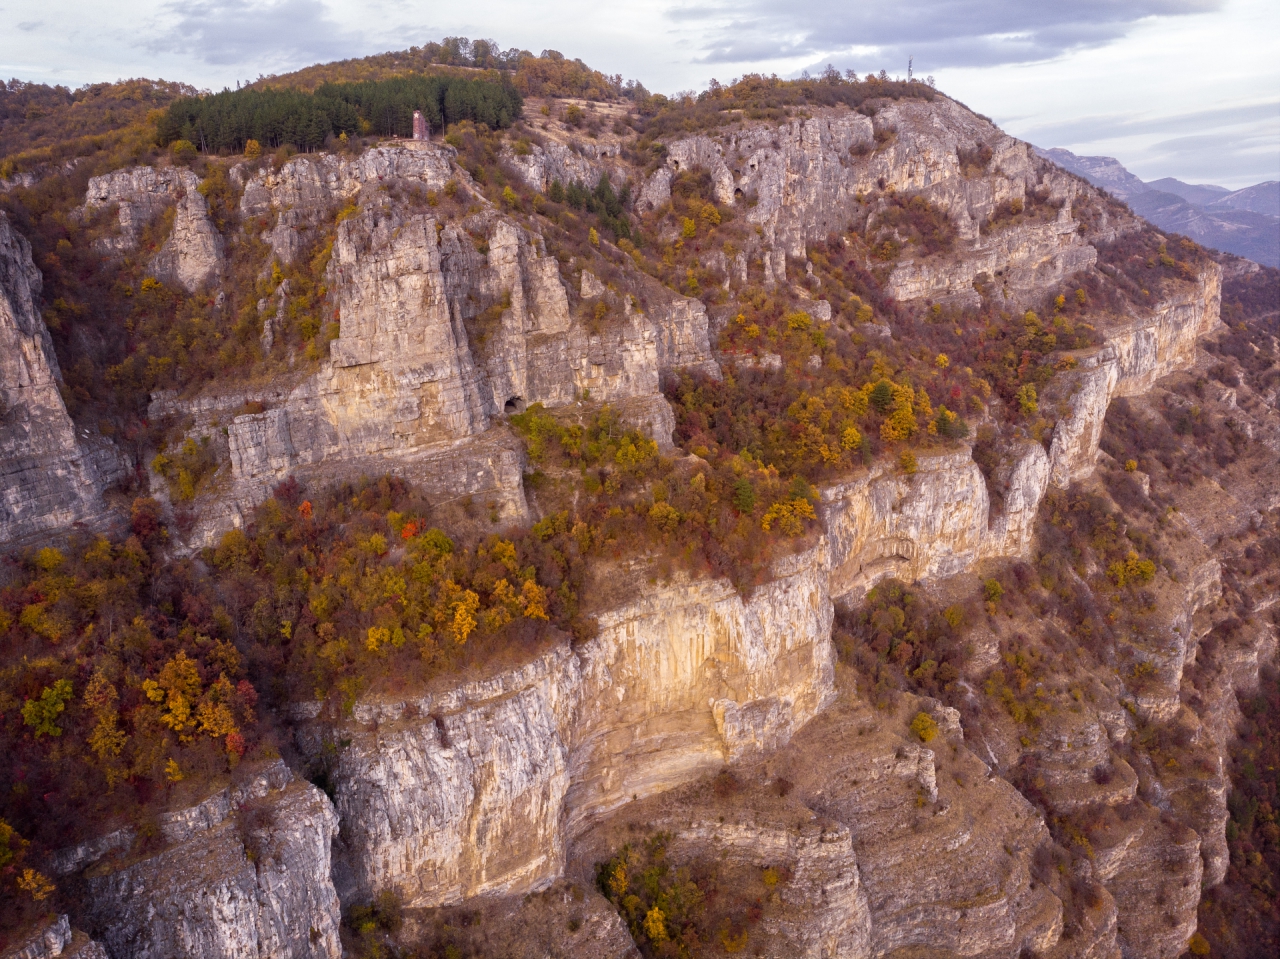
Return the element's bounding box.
[570,776,873,958]
[1046,267,1223,487]
[294,541,834,909]
[58,762,341,959]
[84,166,224,291]
[0,213,122,545]
[645,99,1095,305]
[237,146,455,263]
[160,147,718,547]
[821,443,1049,603]
[6,83,1270,959]
[0,916,106,959]
[816,262,1218,605]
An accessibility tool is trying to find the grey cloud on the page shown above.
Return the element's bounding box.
[676,1,1221,72]
[1020,100,1280,148]
[144,0,363,69]
[17,20,42,31]
[1024,100,1278,186]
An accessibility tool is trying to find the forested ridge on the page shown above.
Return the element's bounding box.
[157,74,523,153]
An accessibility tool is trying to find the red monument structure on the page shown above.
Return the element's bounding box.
[413,110,429,141]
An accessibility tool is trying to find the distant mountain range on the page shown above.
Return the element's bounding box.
[1035,147,1279,268]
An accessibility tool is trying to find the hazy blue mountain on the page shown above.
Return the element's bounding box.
[1035,147,1279,267]
[1145,177,1230,207]
[1210,181,1280,217]
[1036,147,1148,198]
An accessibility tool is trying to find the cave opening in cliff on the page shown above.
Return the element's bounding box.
[505,396,525,413]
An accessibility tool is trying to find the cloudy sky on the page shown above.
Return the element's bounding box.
[3,0,1277,187]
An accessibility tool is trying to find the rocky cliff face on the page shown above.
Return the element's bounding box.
[1047,266,1222,488]
[781,701,1067,959]
[570,774,873,959]
[237,146,455,263]
[294,542,834,909]
[0,916,107,959]
[821,443,1050,603]
[643,99,1095,306]
[84,166,224,291]
[148,145,719,547]
[814,259,1218,607]
[60,762,342,959]
[9,86,1269,959]
[0,213,122,545]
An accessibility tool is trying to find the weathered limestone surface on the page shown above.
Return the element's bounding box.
[821,444,1050,603]
[569,779,873,959]
[309,646,580,909]
[1107,810,1203,959]
[0,213,122,545]
[0,916,107,959]
[295,542,835,909]
[1047,267,1223,487]
[399,880,641,959]
[567,541,835,828]
[647,99,1093,305]
[667,820,870,959]
[816,254,1217,606]
[184,190,717,548]
[771,700,1066,959]
[21,96,1252,959]
[84,166,224,290]
[503,138,616,195]
[239,146,455,263]
[77,764,341,959]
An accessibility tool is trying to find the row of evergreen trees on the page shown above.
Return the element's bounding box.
[156,75,523,153]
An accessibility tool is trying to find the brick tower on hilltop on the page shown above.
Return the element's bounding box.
[413,110,429,141]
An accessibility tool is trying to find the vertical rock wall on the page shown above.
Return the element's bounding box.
[84,166,224,291]
[1048,266,1223,488]
[0,213,122,545]
[75,765,342,959]
[296,542,835,909]
[566,542,835,829]
[208,188,718,545]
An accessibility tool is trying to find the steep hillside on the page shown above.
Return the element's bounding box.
[0,62,1275,959]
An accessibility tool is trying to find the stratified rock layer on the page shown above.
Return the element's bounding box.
[84,166,224,290]
[0,213,121,545]
[297,542,835,909]
[15,90,1260,959]
[161,150,720,547]
[76,764,341,959]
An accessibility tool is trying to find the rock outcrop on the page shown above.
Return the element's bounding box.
[647,99,1094,305]
[399,880,641,959]
[0,213,121,545]
[84,166,224,291]
[0,916,106,959]
[778,700,1067,958]
[503,138,615,195]
[238,146,455,263]
[73,762,342,959]
[161,154,719,547]
[13,88,1261,959]
[821,443,1050,603]
[295,542,834,909]
[1047,266,1223,488]
[570,775,872,959]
